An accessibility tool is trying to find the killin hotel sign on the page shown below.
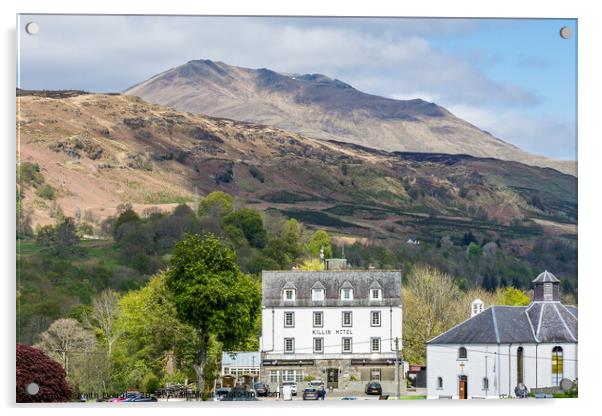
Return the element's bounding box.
[312,329,353,335]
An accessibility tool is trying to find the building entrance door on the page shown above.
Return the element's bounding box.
[327,368,339,389]
[458,376,468,399]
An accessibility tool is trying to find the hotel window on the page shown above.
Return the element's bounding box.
[482,377,489,390]
[341,288,353,300]
[284,338,295,354]
[370,368,381,381]
[313,311,324,327]
[342,337,352,353]
[552,346,564,386]
[313,337,324,353]
[284,311,294,328]
[458,347,467,360]
[312,288,324,301]
[223,367,230,375]
[370,289,382,300]
[283,370,294,382]
[270,370,278,384]
[371,337,381,352]
[544,283,553,301]
[283,289,295,301]
[371,311,381,327]
[437,377,443,389]
[342,311,353,327]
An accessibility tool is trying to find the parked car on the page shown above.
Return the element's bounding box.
[126,396,158,402]
[307,380,324,388]
[365,381,383,395]
[108,390,142,402]
[253,382,270,397]
[221,386,257,401]
[281,381,297,396]
[302,388,320,400]
[341,396,357,400]
[214,387,231,401]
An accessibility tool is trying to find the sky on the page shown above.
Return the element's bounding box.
[17,15,577,160]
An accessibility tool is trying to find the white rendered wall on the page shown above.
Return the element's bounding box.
[426,342,578,399]
[261,305,402,359]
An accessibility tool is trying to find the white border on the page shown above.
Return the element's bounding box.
[2,1,600,416]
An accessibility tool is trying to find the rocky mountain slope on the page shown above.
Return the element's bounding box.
[125,59,575,175]
[17,91,576,246]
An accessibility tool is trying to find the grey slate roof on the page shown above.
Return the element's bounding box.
[532,270,560,283]
[262,270,402,307]
[428,303,578,345]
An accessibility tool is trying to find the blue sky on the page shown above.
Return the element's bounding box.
[17,15,577,160]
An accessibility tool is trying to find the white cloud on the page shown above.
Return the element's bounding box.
[19,15,537,106]
[17,15,572,158]
[447,104,576,160]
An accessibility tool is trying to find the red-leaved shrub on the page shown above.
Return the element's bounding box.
[16,344,72,402]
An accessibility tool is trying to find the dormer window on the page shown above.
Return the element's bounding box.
[312,288,324,301]
[370,289,382,300]
[283,289,296,301]
[341,288,353,301]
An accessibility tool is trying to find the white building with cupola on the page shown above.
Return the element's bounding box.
[259,268,403,393]
[426,271,578,399]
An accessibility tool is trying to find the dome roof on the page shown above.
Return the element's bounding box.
[532,270,560,283]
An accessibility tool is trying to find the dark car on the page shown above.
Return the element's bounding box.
[254,382,270,397]
[128,396,158,402]
[365,381,383,395]
[302,388,320,400]
[214,387,231,401]
[221,386,258,401]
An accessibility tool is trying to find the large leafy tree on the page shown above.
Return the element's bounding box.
[112,273,200,392]
[224,208,267,248]
[308,229,332,258]
[165,233,261,397]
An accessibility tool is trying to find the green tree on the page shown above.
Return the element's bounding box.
[308,230,332,258]
[224,208,267,248]
[165,233,261,397]
[198,191,234,218]
[112,208,141,240]
[497,287,531,306]
[141,372,161,395]
[298,259,325,271]
[112,273,201,393]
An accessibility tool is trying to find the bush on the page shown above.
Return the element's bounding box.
[16,344,72,402]
[140,372,161,395]
[18,162,45,187]
[248,165,265,183]
[36,184,55,200]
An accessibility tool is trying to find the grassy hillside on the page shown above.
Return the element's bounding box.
[17,91,576,247]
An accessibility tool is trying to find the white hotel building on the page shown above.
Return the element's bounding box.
[259,270,403,392]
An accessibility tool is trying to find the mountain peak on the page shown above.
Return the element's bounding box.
[125,59,574,175]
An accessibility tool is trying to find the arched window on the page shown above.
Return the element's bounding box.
[517,347,524,384]
[552,346,563,386]
[437,377,443,389]
[482,377,489,390]
[458,347,467,359]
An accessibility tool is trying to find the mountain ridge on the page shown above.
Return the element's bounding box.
[17,92,576,250]
[125,59,575,176]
